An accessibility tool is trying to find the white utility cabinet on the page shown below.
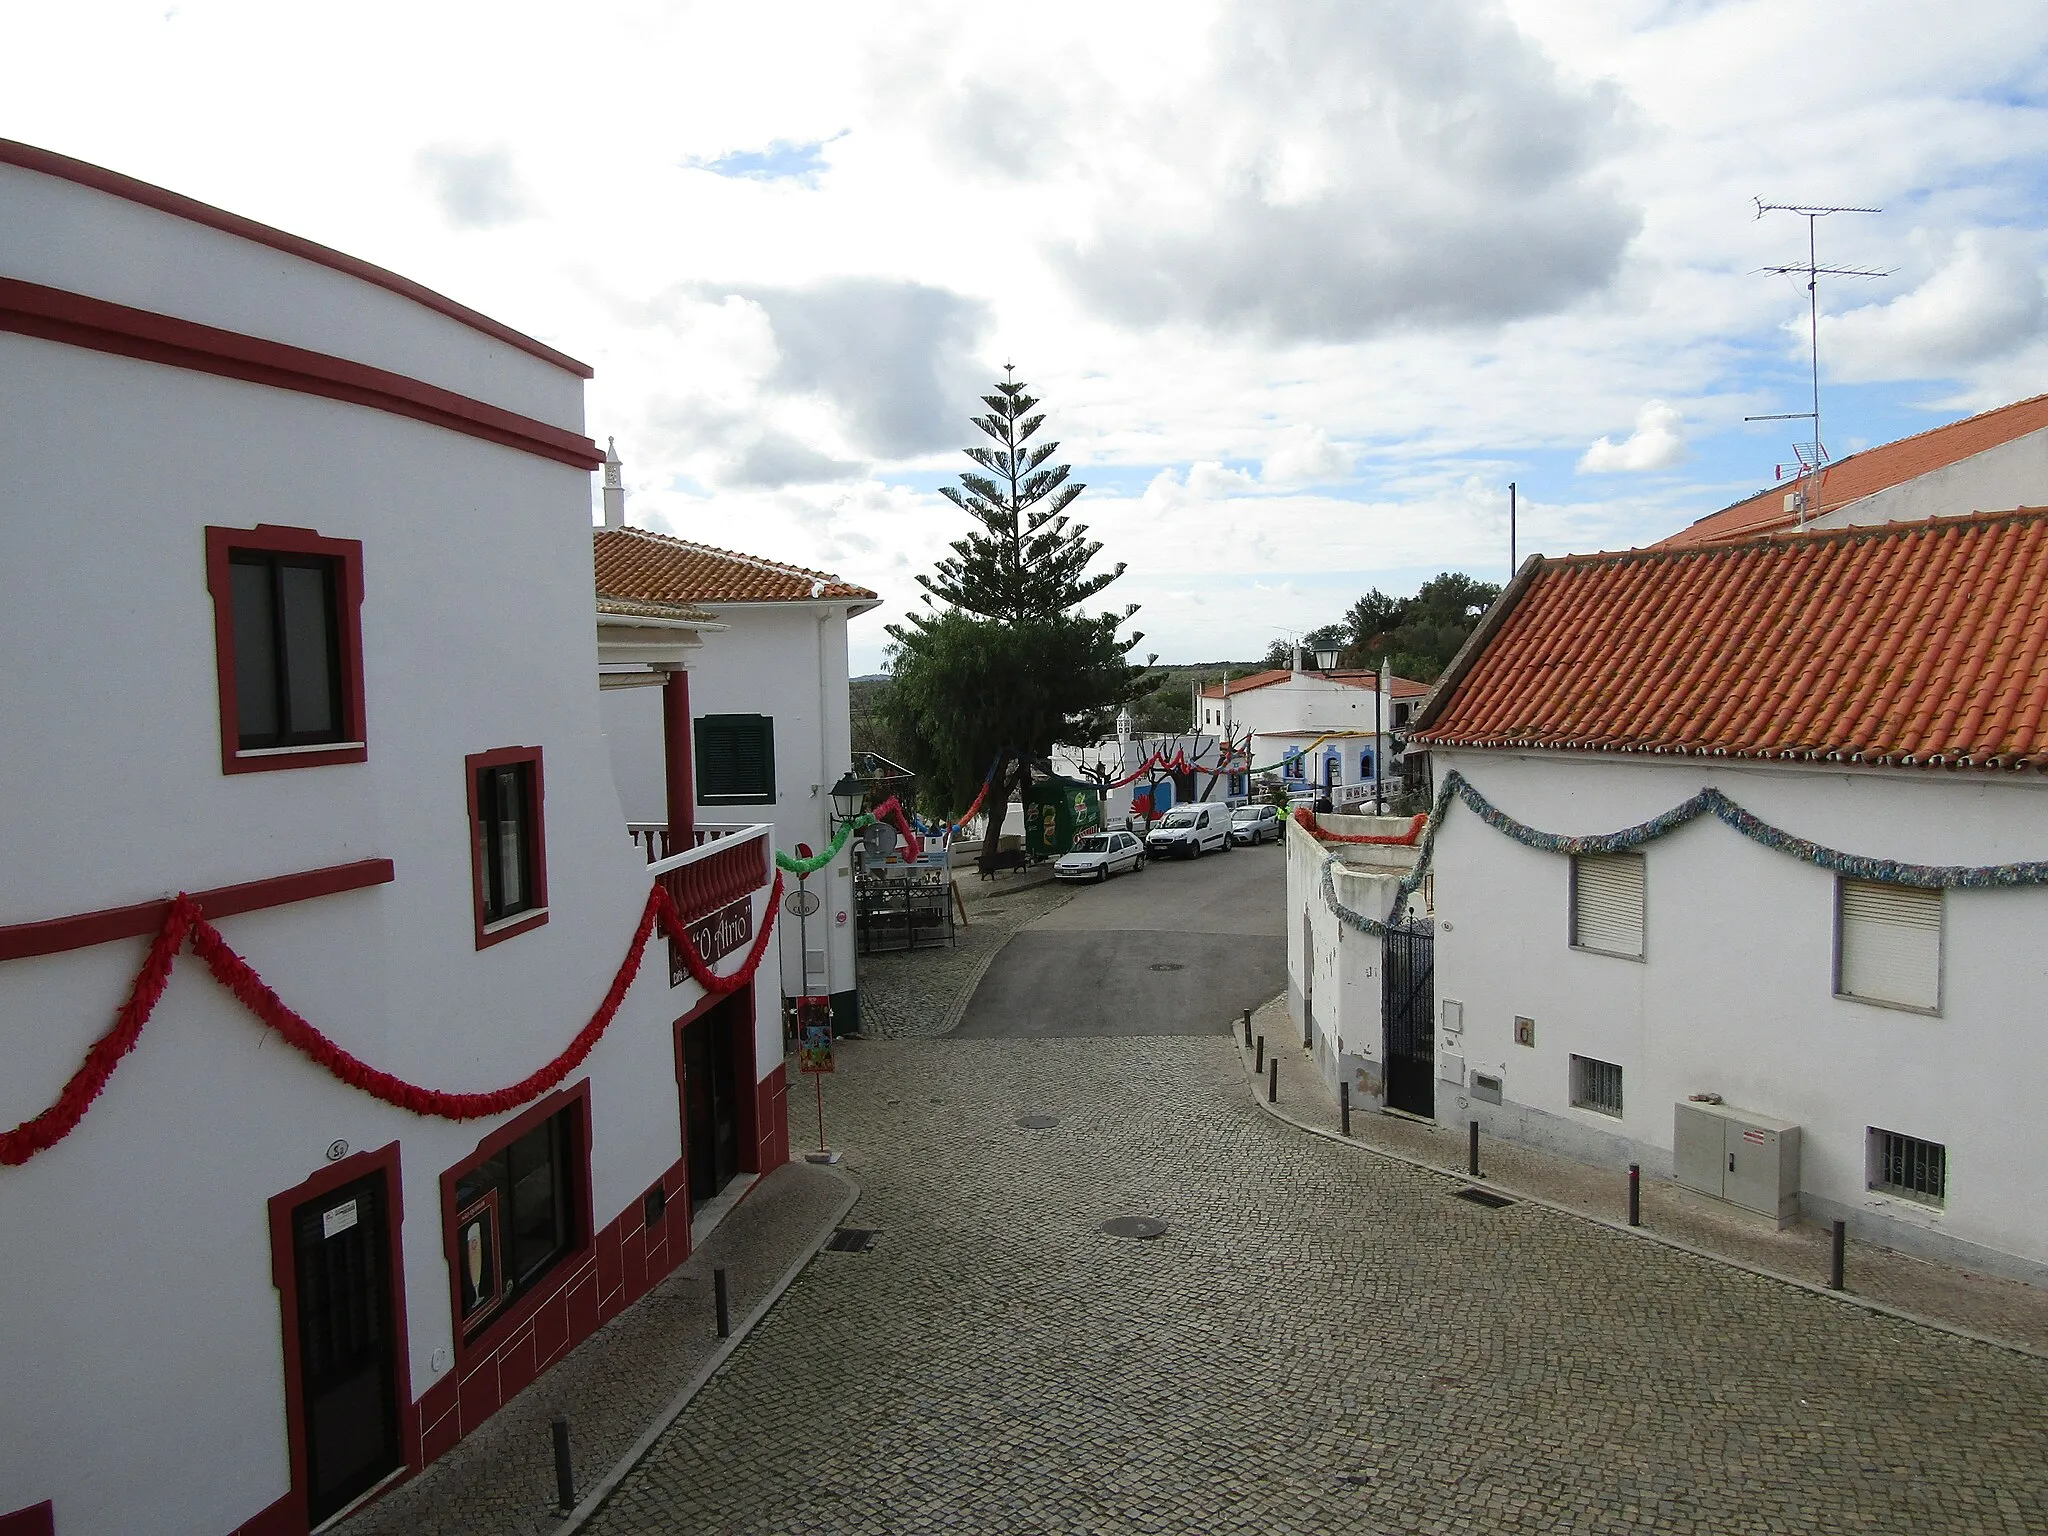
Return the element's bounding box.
[1674,1100,1801,1227]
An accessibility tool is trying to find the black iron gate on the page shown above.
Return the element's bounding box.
[1382,918,1435,1117]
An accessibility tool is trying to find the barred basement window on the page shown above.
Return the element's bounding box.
[1570,1054,1624,1118]
[695,714,777,804]
[1870,1128,1946,1206]
[1837,879,1942,1013]
[1570,852,1645,959]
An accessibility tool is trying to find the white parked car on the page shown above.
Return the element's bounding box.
[1054,830,1148,881]
[1230,803,1283,845]
[1144,805,1232,859]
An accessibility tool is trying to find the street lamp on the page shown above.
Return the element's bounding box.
[1312,645,1340,672]
[829,771,865,831]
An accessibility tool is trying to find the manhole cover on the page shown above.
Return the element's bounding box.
[1017,1114,1060,1129]
[1148,962,1185,972]
[1453,1187,1515,1209]
[1098,1216,1169,1240]
[824,1227,880,1253]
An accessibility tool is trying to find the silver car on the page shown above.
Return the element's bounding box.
[1054,830,1148,881]
[1230,803,1283,845]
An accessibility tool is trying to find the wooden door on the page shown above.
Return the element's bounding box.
[682,1006,741,1209]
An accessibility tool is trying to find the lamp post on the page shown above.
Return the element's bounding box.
[1312,645,1340,672]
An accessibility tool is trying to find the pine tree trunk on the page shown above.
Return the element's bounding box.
[977,759,1016,875]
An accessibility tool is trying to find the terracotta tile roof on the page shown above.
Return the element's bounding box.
[593,526,879,607]
[1412,508,2048,770]
[1200,668,1429,698]
[596,594,718,624]
[1659,393,2048,549]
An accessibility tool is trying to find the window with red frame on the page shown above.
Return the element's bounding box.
[451,1103,580,1336]
[467,747,548,946]
[204,525,366,773]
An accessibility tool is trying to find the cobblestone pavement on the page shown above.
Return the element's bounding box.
[857,873,1076,1039]
[336,1163,852,1536]
[1244,995,2048,1356]
[587,1033,2048,1535]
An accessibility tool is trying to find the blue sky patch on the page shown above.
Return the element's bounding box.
[689,135,842,184]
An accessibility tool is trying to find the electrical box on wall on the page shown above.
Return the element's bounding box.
[1674,1100,1801,1227]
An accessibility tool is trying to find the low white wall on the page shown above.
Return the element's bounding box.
[1430,748,2048,1280]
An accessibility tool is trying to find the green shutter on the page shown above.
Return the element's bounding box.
[694,715,776,804]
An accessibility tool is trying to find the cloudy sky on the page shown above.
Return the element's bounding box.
[10,1,2048,671]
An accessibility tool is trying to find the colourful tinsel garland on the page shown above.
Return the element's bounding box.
[0,874,783,1167]
[1318,768,2048,938]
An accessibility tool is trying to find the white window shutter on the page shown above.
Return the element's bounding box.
[1839,881,1941,1011]
[1572,853,1645,958]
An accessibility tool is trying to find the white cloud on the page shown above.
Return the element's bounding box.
[1261,426,1352,488]
[415,144,529,228]
[1579,400,1686,473]
[1821,230,2048,381]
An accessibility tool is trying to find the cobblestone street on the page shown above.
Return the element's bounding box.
[588,1031,2048,1534]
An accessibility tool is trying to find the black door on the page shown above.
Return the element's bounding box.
[291,1173,402,1526]
[1382,918,1436,1117]
[682,1003,741,1210]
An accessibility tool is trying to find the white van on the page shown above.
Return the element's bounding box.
[1144,803,1233,859]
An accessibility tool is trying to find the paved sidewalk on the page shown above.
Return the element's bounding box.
[856,874,1075,1038]
[337,1160,855,1536]
[1243,994,2048,1355]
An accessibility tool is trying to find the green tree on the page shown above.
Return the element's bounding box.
[887,368,1143,866]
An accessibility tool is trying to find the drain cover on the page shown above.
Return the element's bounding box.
[1098,1215,1169,1240]
[1016,1114,1060,1129]
[1453,1187,1515,1209]
[1148,962,1185,972]
[824,1227,880,1252]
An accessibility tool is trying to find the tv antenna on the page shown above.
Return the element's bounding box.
[1744,200,1888,524]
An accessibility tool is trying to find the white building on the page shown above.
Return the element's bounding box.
[0,141,787,1535]
[1051,715,1237,827]
[1403,509,2048,1282]
[1198,666,1427,806]
[592,464,881,1035]
[1660,390,2048,548]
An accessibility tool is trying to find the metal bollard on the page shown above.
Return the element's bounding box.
[1268,1058,1278,1102]
[1255,1035,1265,1072]
[1829,1219,1846,1291]
[1468,1120,1480,1178]
[1628,1163,1641,1227]
[551,1416,576,1511]
[714,1266,731,1338]
[1242,1008,1253,1045]
[1340,1080,1351,1137]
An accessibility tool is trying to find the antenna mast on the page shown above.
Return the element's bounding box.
[1745,200,1887,525]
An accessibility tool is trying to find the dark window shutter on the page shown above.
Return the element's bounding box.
[695,715,776,804]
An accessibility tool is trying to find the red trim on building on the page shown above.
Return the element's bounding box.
[465,746,550,949]
[0,857,394,962]
[264,1143,416,1536]
[0,138,592,378]
[0,1501,53,1536]
[204,523,370,776]
[754,1062,789,1172]
[661,832,771,929]
[0,278,602,470]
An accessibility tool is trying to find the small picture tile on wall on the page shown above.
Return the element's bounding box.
[1514,1015,1536,1048]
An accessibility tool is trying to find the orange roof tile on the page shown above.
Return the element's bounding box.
[594,526,879,608]
[1659,393,2048,549]
[1413,509,2048,770]
[1200,668,1429,698]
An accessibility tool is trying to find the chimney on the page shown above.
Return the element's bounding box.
[601,437,625,528]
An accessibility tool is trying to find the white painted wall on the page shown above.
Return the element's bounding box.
[600,600,869,1005]
[1284,814,1420,1104]
[1428,747,2048,1280]
[0,168,777,1533]
[1812,426,2048,530]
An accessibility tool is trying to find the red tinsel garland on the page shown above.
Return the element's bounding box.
[0,874,784,1166]
[1293,807,1428,845]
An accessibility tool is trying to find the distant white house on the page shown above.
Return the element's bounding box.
[1199,666,1427,807]
[1403,508,2048,1282]
[592,459,881,1035]
[0,141,786,1535]
[1051,712,1236,826]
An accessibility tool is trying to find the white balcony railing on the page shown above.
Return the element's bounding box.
[628,821,753,865]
